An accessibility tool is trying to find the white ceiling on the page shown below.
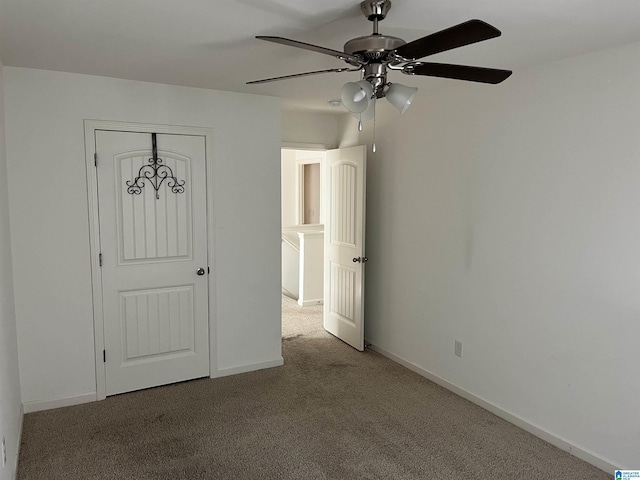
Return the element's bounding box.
[1,0,640,113]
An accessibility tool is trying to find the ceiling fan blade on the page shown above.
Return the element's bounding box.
[256,36,364,65]
[395,19,501,61]
[247,67,358,84]
[404,62,512,84]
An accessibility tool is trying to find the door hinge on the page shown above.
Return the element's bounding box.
[103,350,106,363]
[94,152,98,167]
[99,253,103,267]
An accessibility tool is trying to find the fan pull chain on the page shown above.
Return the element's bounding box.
[358,117,363,132]
[372,99,377,153]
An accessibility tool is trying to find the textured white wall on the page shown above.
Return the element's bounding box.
[0,60,22,480]
[358,41,640,469]
[4,68,282,406]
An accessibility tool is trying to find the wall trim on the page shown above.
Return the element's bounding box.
[366,342,621,473]
[282,225,324,233]
[298,299,323,307]
[22,392,97,414]
[281,234,299,253]
[297,232,324,240]
[282,142,327,150]
[12,404,24,480]
[281,288,297,300]
[211,357,284,378]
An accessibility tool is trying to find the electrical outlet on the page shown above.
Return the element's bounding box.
[454,340,463,358]
[1,436,6,467]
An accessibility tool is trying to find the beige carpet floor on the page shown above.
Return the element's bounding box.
[17,296,609,479]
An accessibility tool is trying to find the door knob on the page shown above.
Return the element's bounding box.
[196,267,206,276]
[353,257,368,263]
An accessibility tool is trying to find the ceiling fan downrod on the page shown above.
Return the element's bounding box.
[360,0,392,34]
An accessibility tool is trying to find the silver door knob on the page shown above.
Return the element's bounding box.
[353,257,369,263]
[196,267,206,276]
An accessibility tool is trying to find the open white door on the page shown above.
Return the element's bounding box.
[323,145,367,351]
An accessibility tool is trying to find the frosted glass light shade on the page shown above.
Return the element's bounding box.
[349,96,376,121]
[386,83,418,114]
[341,80,373,113]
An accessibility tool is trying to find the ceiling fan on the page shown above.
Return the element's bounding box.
[247,0,512,117]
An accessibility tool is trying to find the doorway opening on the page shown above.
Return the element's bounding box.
[281,146,325,346]
[280,144,367,351]
[281,147,326,309]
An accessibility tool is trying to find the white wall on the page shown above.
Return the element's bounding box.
[0,60,22,480]
[282,110,343,148]
[281,237,299,299]
[355,41,640,469]
[338,113,361,149]
[281,149,298,228]
[298,232,324,306]
[4,68,282,407]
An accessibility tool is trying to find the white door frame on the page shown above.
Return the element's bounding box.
[84,120,216,401]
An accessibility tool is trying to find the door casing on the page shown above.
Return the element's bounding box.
[84,120,216,400]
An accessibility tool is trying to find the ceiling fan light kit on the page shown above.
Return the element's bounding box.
[384,83,418,115]
[248,0,512,146]
[341,80,374,113]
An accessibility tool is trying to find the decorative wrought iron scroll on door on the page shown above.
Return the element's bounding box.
[126,133,186,200]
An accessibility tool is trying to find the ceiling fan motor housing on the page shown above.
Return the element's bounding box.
[344,33,405,97]
[343,34,406,59]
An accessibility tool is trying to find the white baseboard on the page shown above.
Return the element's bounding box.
[211,357,284,378]
[12,404,24,480]
[21,359,284,411]
[366,342,621,473]
[281,288,298,301]
[297,299,323,307]
[22,392,97,413]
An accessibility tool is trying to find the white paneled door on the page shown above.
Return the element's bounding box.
[95,130,210,396]
[324,146,367,351]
